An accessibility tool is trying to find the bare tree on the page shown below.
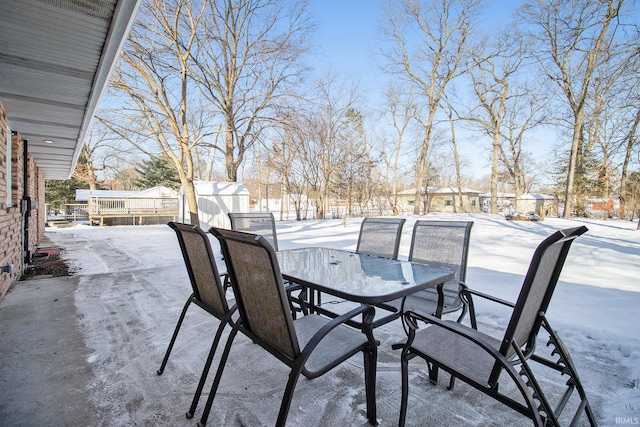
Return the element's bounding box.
[519,0,625,217]
[267,118,307,220]
[443,100,465,213]
[499,90,546,208]
[382,86,416,213]
[104,0,209,223]
[380,0,481,214]
[192,0,312,182]
[298,74,360,219]
[102,0,311,223]
[457,26,531,214]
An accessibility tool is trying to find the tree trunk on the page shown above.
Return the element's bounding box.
[180,179,199,225]
[490,133,500,214]
[563,120,583,218]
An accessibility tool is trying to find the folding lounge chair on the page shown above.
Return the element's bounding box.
[397,226,597,427]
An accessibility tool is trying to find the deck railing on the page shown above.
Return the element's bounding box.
[88,197,179,216]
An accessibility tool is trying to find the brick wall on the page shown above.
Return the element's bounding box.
[0,100,23,299]
[0,100,45,300]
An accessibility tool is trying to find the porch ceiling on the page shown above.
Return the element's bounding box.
[0,0,140,179]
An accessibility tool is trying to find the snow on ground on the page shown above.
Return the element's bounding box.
[45,213,640,426]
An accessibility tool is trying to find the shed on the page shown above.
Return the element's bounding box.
[396,187,482,213]
[517,193,558,216]
[178,181,250,229]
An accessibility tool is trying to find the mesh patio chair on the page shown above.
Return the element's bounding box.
[228,211,307,317]
[197,227,378,427]
[397,226,596,427]
[398,220,473,322]
[158,222,237,419]
[228,212,279,250]
[355,217,406,259]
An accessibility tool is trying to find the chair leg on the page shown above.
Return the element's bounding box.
[157,296,193,375]
[428,362,439,385]
[275,368,303,427]
[399,347,410,427]
[186,318,229,419]
[363,346,378,425]
[197,327,239,427]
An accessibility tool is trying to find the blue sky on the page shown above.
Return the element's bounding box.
[307,0,518,79]
[306,0,531,182]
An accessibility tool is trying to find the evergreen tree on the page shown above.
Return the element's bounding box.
[133,158,181,190]
[45,178,89,210]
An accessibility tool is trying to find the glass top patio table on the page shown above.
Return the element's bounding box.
[277,247,455,305]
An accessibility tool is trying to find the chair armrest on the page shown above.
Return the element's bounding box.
[461,288,515,308]
[401,309,519,388]
[285,282,303,292]
[300,304,376,376]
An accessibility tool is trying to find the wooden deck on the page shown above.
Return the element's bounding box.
[87,197,179,226]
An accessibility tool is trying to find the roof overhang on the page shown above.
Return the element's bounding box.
[0,0,140,179]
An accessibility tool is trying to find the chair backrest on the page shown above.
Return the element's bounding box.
[168,222,230,316]
[355,217,406,259]
[491,226,588,383]
[228,212,279,251]
[408,220,473,284]
[210,227,299,362]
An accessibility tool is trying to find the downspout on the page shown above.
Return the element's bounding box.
[22,139,31,264]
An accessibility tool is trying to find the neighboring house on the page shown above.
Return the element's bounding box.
[256,194,316,220]
[517,193,559,217]
[0,1,140,300]
[396,187,482,214]
[584,197,620,219]
[479,192,517,213]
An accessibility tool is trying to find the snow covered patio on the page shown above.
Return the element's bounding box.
[0,214,638,426]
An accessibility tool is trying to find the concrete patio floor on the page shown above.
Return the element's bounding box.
[0,223,612,426]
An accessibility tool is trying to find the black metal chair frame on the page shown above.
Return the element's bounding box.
[157,222,237,420]
[398,226,597,427]
[198,227,379,427]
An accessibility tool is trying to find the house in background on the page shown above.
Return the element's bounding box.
[479,192,517,213]
[0,0,141,300]
[396,187,482,214]
[517,193,559,217]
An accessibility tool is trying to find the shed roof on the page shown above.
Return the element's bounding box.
[397,187,483,195]
[517,193,558,200]
[189,181,250,196]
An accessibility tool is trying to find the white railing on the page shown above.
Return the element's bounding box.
[88,197,179,216]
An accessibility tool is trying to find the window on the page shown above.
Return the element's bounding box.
[445,199,453,206]
[471,200,476,206]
